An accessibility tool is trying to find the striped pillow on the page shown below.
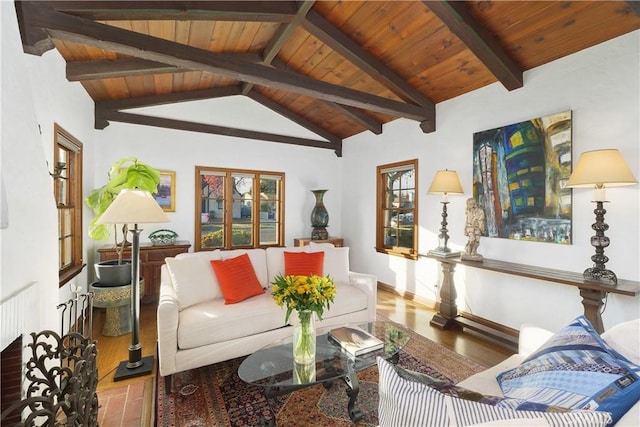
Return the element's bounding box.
[377,357,611,427]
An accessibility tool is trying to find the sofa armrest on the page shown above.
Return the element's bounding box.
[348,271,377,322]
[157,264,180,377]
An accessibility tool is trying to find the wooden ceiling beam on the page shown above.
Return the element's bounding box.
[626,1,640,16]
[43,1,298,22]
[96,86,243,110]
[246,91,342,147]
[271,59,383,135]
[330,104,383,135]
[303,9,436,112]
[67,53,262,81]
[242,1,315,95]
[66,58,178,81]
[424,0,523,91]
[303,9,434,132]
[22,4,431,122]
[95,109,342,154]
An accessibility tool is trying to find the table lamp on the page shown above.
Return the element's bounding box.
[566,149,637,285]
[427,170,464,257]
[98,189,168,380]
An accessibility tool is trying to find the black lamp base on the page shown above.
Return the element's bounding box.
[114,355,154,381]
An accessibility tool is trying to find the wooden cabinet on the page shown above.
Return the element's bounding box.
[293,237,344,247]
[97,241,190,304]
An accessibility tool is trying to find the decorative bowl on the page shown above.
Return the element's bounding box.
[149,229,178,246]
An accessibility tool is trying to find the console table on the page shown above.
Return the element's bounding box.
[293,237,344,247]
[423,254,640,334]
[98,241,190,304]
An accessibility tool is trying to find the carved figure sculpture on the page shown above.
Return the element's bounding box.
[462,198,485,261]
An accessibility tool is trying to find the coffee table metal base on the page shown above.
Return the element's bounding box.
[258,360,362,425]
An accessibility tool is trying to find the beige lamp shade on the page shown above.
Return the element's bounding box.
[566,149,637,188]
[98,189,169,225]
[428,170,464,195]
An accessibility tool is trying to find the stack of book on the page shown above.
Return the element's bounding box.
[328,325,384,356]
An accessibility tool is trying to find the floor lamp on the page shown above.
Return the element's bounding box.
[566,149,637,285]
[98,189,168,380]
[427,170,464,257]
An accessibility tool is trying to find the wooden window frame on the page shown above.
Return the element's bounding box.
[195,166,285,251]
[375,159,418,260]
[54,124,85,286]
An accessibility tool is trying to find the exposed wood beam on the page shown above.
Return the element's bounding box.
[626,1,640,16]
[330,104,382,135]
[96,86,243,110]
[242,1,315,95]
[66,58,178,81]
[246,91,342,147]
[15,1,54,55]
[22,4,432,122]
[303,9,436,112]
[43,1,298,22]
[270,59,384,135]
[424,0,523,91]
[95,109,342,154]
[67,53,262,81]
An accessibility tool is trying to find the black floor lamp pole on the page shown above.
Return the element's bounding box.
[114,224,153,381]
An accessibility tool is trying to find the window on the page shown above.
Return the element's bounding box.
[196,167,284,251]
[54,124,84,286]
[376,159,418,259]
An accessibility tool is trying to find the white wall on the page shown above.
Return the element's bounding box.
[342,31,640,332]
[0,1,91,348]
[89,116,343,266]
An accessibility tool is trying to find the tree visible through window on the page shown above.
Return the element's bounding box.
[195,167,284,251]
[54,124,84,286]
[376,159,418,259]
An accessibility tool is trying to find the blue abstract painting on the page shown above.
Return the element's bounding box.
[472,111,572,244]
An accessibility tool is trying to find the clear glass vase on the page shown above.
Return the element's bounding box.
[293,310,316,365]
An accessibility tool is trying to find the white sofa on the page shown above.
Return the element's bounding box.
[458,318,640,426]
[157,244,377,380]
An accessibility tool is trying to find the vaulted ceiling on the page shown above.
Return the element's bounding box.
[15,1,640,156]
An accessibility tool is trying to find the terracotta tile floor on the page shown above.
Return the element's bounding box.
[97,381,146,426]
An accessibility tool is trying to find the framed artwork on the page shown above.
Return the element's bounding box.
[472,110,572,244]
[154,170,176,212]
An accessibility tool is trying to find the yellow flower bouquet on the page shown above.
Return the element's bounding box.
[272,274,336,365]
[271,274,337,324]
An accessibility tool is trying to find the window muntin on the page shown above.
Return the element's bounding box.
[54,124,84,285]
[196,167,284,251]
[376,160,418,259]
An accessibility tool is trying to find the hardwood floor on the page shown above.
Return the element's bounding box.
[94,287,515,425]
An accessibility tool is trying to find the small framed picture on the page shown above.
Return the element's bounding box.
[154,170,176,212]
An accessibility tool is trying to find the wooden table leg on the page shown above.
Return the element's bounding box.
[430,261,460,330]
[579,288,607,333]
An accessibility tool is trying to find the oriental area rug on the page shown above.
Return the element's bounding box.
[155,322,487,426]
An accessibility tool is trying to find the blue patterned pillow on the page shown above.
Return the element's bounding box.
[497,315,640,424]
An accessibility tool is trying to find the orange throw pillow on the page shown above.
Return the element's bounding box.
[210,253,265,304]
[284,251,324,276]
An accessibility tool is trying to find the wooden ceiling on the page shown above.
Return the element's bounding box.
[15,1,640,156]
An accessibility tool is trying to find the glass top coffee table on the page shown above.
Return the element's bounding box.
[238,321,410,424]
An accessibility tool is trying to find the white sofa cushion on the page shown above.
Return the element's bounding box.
[321,284,368,320]
[177,292,286,349]
[265,246,309,286]
[165,250,222,310]
[602,318,640,365]
[308,245,350,286]
[219,248,269,287]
